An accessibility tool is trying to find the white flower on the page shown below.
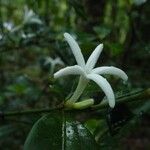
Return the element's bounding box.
[23,6,42,25]
[54,33,128,108]
[3,22,14,31]
[45,57,64,74]
[11,7,42,33]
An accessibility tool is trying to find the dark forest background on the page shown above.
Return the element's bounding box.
[0,0,149,149]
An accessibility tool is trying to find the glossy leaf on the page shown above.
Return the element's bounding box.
[24,113,98,150]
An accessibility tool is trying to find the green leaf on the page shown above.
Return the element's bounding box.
[24,113,98,150]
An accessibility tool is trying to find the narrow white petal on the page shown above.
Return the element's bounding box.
[92,66,128,81]
[68,76,88,102]
[87,74,115,108]
[54,65,85,78]
[64,33,85,67]
[85,44,103,72]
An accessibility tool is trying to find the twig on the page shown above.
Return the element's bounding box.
[3,104,63,117]
[92,88,150,109]
[1,88,149,117]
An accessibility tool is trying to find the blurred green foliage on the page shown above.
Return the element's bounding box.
[0,0,149,149]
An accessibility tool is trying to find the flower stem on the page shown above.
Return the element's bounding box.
[67,76,88,103]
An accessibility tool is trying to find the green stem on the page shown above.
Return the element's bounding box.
[3,105,63,117]
[1,89,149,117]
[92,88,150,109]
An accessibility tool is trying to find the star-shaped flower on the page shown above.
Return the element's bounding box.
[23,6,42,25]
[54,33,128,108]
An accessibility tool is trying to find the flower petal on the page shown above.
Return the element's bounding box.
[92,66,128,81]
[85,44,103,72]
[87,74,115,108]
[54,65,85,78]
[64,33,85,67]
